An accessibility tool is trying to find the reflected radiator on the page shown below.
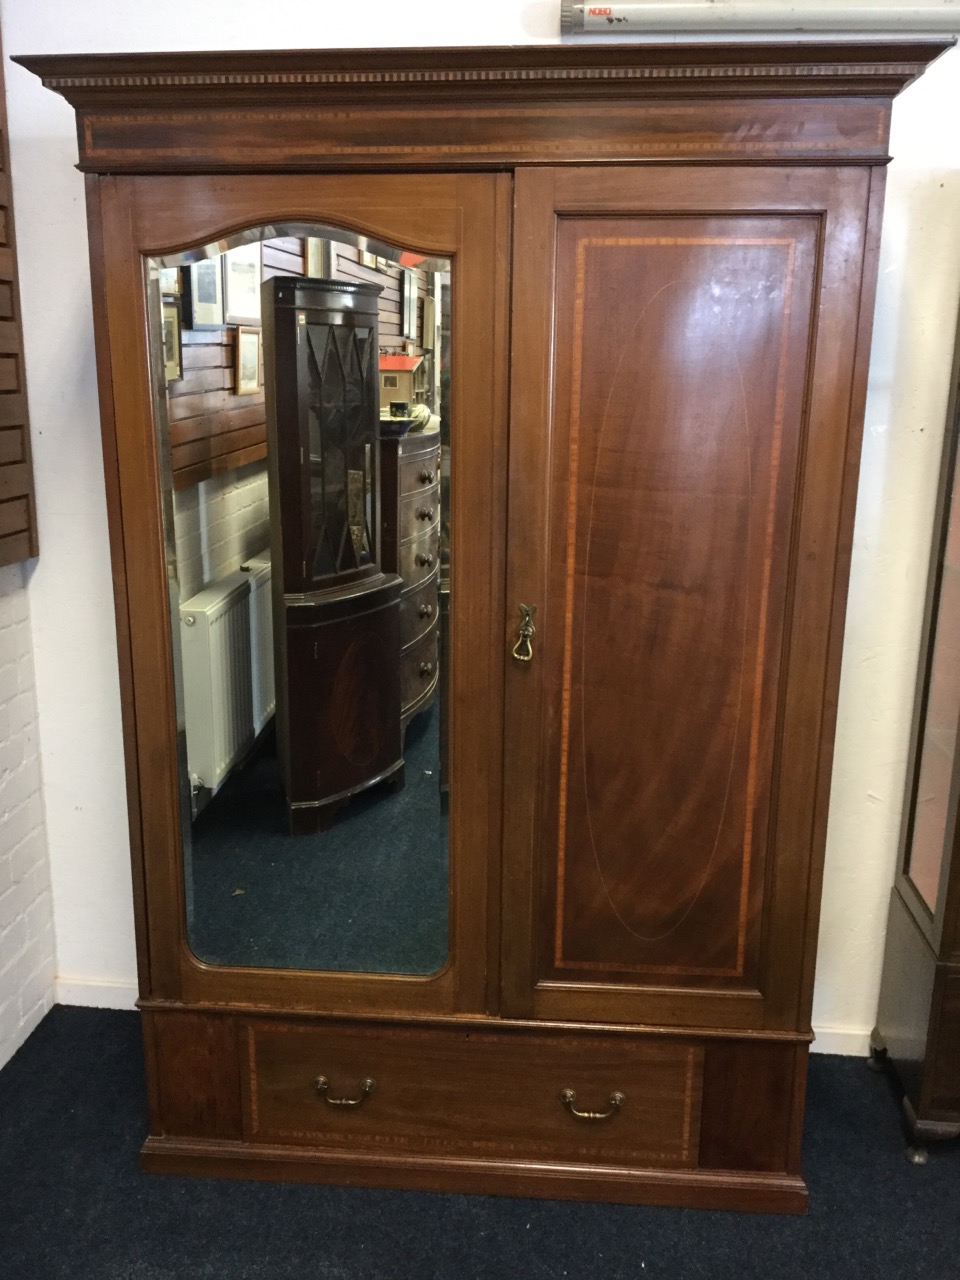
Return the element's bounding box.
[242,551,276,735]
[179,550,274,797]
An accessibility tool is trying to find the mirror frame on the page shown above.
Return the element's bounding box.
[89,173,511,1016]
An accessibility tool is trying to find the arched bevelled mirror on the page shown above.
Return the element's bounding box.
[147,224,453,976]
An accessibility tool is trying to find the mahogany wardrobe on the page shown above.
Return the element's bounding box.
[19,40,949,1213]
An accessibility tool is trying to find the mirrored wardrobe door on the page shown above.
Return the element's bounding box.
[89,173,511,1016]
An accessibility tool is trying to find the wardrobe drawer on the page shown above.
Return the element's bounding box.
[244,1022,703,1168]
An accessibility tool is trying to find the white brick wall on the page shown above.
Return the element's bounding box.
[0,562,54,1072]
[174,461,271,601]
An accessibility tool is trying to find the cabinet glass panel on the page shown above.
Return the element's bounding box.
[147,227,450,975]
[299,284,379,583]
[904,426,960,914]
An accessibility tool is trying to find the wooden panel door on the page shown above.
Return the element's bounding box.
[502,165,880,1033]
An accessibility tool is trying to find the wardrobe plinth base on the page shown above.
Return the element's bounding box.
[141,1137,809,1215]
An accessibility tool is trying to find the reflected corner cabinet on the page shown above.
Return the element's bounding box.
[20,40,949,1213]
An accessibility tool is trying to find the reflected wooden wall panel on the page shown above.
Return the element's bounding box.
[261,238,302,279]
[169,329,267,488]
[0,34,38,563]
[168,236,302,489]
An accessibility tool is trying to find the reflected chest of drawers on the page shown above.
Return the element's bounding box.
[380,429,441,728]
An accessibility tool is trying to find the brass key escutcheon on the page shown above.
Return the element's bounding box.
[511,603,537,663]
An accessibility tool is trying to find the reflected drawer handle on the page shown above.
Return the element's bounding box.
[419,469,435,484]
[314,1076,376,1108]
[415,553,435,568]
[419,662,435,678]
[418,603,435,618]
[560,1088,625,1121]
[416,507,435,521]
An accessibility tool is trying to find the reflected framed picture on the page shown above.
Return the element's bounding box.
[235,326,261,396]
[223,242,262,325]
[158,266,181,296]
[183,258,223,328]
[161,299,182,382]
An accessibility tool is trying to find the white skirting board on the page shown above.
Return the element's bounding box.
[810,1025,873,1057]
[54,978,139,1011]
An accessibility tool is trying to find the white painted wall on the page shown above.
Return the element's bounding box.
[174,464,270,603]
[0,1,958,1053]
[813,45,960,1053]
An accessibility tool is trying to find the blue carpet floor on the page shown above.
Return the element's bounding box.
[0,1006,958,1279]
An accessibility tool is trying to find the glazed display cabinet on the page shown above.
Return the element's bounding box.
[871,301,960,1161]
[263,276,404,833]
[18,39,951,1213]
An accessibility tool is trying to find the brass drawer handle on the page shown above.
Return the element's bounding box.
[314,1076,376,1107]
[415,552,435,568]
[418,603,435,617]
[419,469,436,484]
[419,661,435,678]
[416,506,435,520]
[560,1088,625,1121]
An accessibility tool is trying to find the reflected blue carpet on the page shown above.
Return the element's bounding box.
[188,705,448,974]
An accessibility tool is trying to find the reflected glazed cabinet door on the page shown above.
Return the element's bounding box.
[503,166,872,1034]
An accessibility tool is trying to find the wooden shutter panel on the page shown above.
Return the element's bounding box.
[0,34,38,563]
